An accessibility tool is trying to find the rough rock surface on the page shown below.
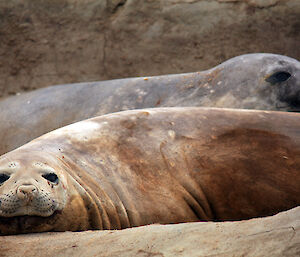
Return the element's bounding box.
[0,0,299,98]
[1,207,299,257]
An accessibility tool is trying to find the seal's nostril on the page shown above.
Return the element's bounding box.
[16,185,38,199]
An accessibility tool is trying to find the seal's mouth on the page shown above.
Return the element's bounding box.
[0,210,62,235]
[276,100,300,112]
[277,106,300,112]
[288,108,300,112]
[285,102,300,112]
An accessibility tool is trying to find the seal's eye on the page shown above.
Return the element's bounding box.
[266,71,291,84]
[0,174,10,184]
[42,173,59,183]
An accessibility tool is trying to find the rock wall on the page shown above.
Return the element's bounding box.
[0,0,299,98]
[2,206,299,257]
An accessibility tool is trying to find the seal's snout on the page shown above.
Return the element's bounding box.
[16,185,38,201]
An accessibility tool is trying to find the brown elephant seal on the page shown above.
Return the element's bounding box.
[0,53,299,155]
[0,107,300,235]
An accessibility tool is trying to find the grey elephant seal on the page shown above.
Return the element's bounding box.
[0,53,299,155]
[0,107,299,235]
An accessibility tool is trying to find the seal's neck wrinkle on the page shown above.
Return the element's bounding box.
[66,174,103,229]
[61,157,131,229]
[159,141,214,221]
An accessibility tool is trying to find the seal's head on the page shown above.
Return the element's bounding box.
[209,53,300,111]
[0,151,95,235]
[261,54,300,111]
[0,157,67,218]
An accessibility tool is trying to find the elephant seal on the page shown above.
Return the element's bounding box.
[0,107,299,235]
[0,53,299,155]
